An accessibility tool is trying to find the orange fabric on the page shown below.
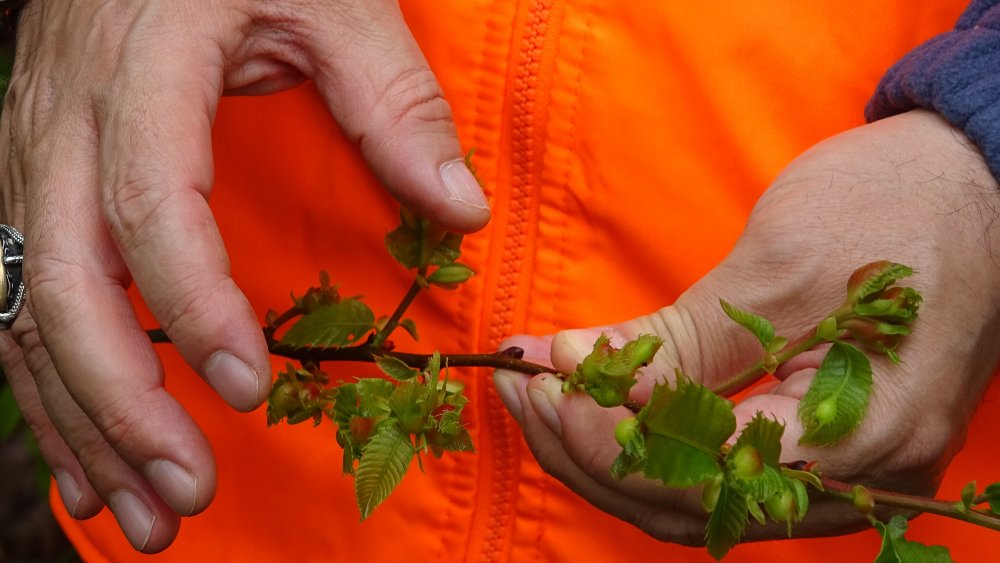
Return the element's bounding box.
[52,1,1000,562]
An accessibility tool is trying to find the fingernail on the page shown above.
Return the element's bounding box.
[528,380,563,437]
[53,470,82,518]
[493,372,523,423]
[204,351,260,412]
[440,159,489,210]
[147,459,198,516]
[109,491,155,552]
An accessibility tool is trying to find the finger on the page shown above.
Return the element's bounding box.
[299,1,491,232]
[0,332,102,520]
[22,100,217,521]
[97,32,271,413]
[5,317,182,552]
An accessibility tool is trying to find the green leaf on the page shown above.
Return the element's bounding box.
[984,482,1000,514]
[355,379,395,417]
[384,209,464,270]
[639,376,735,488]
[281,299,376,348]
[355,423,415,520]
[705,479,748,560]
[375,356,419,381]
[873,515,952,563]
[0,384,23,440]
[798,342,872,445]
[388,381,432,435]
[399,318,419,341]
[720,299,774,349]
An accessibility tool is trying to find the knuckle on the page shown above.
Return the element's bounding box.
[368,66,452,136]
[103,175,177,248]
[24,251,90,329]
[156,271,226,339]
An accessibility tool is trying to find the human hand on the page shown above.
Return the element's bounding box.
[493,109,1000,545]
[0,0,488,553]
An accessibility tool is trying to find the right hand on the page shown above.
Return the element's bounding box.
[0,0,489,552]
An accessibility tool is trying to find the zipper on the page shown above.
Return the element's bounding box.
[479,1,561,561]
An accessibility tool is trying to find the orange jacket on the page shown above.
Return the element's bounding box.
[56,2,997,562]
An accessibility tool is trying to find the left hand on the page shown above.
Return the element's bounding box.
[493,109,1000,545]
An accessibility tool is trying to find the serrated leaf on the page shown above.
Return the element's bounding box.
[720,299,774,349]
[355,379,395,417]
[746,496,766,525]
[984,483,1000,514]
[355,423,415,520]
[736,465,785,505]
[399,318,419,341]
[388,381,432,434]
[798,342,872,445]
[705,479,749,560]
[639,376,734,487]
[789,478,809,524]
[375,356,419,381]
[281,299,375,348]
[873,515,952,563]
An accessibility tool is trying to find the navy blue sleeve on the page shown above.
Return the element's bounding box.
[865,1,1000,178]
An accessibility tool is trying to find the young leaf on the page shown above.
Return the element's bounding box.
[375,356,419,381]
[798,341,872,445]
[281,299,376,348]
[388,381,432,435]
[984,482,1000,514]
[845,262,913,304]
[355,423,415,520]
[566,333,662,408]
[705,479,749,561]
[720,299,775,349]
[873,515,952,563]
[639,376,735,487]
[958,481,976,513]
[399,318,419,341]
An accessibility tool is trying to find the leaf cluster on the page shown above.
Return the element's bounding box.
[563,333,662,408]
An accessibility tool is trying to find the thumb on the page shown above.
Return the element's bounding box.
[548,259,837,400]
[303,2,490,233]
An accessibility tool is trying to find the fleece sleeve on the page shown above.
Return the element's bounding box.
[865,0,1000,178]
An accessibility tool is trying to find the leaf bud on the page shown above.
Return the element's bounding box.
[730,445,764,480]
[816,316,839,341]
[427,263,476,288]
[764,487,799,523]
[762,354,779,374]
[614,416,641,448]
[851,484,875,515]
